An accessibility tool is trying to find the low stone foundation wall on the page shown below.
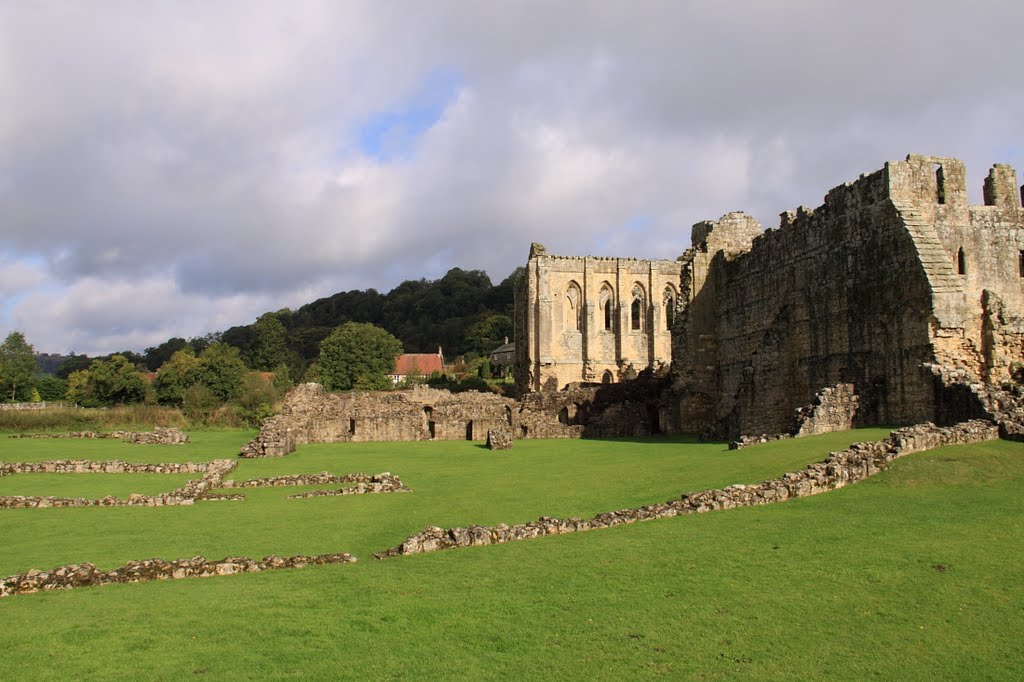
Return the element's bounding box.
[1,460,214,475]
[220,471,398,488]
[0,459,238,509]
[288,476,411,499]
[375,420,998,559]
[9,427,189,444]
[1,551,357,598]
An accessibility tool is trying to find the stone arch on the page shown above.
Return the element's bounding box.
[599,282,615,331]
[663,284,677,330]
[602,369,614,384]
[564,280,582,332]
[630,283,646,331]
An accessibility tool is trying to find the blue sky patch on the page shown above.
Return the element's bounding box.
[357,68,463,161]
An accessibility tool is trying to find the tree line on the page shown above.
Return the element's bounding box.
[0,266,523,422]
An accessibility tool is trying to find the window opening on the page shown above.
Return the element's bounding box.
[630,283,646,331]
[599,283,614,331]
[1019,250,1024,278]
[565,282,582,332]
[957,247,966,275]
[935,164,946,205]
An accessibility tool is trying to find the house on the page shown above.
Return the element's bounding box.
[489,337,515,378]
[389,348,444,385]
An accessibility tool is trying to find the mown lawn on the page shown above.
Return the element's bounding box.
[0,429,1021,680]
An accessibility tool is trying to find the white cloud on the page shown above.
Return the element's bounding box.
[2,0,1023,354]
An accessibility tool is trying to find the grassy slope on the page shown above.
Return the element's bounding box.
[0,431,1021,680]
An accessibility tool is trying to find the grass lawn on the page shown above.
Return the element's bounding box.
[0,429,1021,679]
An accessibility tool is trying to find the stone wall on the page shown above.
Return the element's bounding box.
[375,419,997,558]
[9,427,189,444]
[515,242,682,393]
[242,376,674,457]
[1,551,356,598]
[0,459,239,508]
[669,156,1024,439]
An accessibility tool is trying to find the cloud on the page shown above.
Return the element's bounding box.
[2,0,1023,354]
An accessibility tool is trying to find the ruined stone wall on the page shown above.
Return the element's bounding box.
[242,377,673,457]
[375,419,998,559]
[515,242,682,393]
[671,156,1024,439]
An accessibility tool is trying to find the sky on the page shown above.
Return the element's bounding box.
[2,1,1023,356]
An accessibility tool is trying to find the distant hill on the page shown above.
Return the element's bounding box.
[56,266,524,377]
[218,266,523,369]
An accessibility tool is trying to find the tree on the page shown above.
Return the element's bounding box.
[318,322,403,391]
[0,332,38,401]
[35,375,69,401]
[191,343,247,402]
[66,355,148,406]
[244,313,289,371]
[154,348,200,405]
[143,337,190,371]
[463,314,513,356]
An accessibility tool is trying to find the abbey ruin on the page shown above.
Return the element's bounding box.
[243,154,1024,456]
[515,154,1024,439]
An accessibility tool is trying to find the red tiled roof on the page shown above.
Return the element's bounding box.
[392,353,443,376]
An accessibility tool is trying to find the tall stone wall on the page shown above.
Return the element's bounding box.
[670,155,1024,439]
[515,242,682,393]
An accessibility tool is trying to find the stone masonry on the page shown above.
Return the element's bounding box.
[668,155,1024,439]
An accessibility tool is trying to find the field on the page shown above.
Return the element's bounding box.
[0,429,1022,679]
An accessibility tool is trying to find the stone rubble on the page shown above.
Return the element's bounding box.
[486,428,513,450]
[0,459,240,509]
[9,427,189,444]
[374,420,997,559]
[0,551,357,598]
[287,474,411,499]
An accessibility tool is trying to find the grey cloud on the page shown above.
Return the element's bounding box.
[2,1,1023,353]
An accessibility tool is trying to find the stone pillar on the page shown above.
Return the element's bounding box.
[983,164,1020,210]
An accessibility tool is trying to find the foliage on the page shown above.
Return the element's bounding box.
[181,384,220,425]
[154,348,201,406]
[191,343,247,402]
[55,353,94,379]
[142,337,191,372]
[318,322,403,391]
[0,404,187,432]
[244,313,289,371]
[65,355,148,407]
[234,373,283,427]
[34,375,68,402]
[463,313,513,356]
[0,331,38,401]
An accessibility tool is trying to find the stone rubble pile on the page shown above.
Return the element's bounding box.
[1,551,357,598]
[375,420,997,559]
[0,459,240,509]
[9,427,189,444]
[486,428,513,450]
[287,474,410,499]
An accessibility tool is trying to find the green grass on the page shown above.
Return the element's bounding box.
[0,429,1022,680]
[0,472,196,498]
[0,430,255,464]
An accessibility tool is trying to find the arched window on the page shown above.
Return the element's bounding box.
[630,283,646,331]
[565,281,582,332]
[663,285,677,330]
[602,370,613,384]
[599,283,614,331]
[957,247,966,275]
